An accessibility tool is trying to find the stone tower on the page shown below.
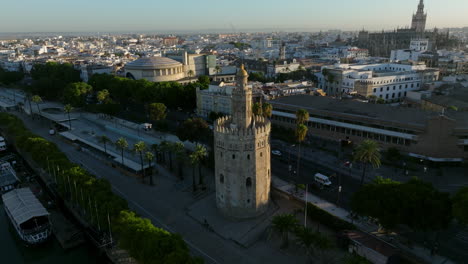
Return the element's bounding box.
[411,0,427,33]
[214,65,271,219]
[279,42,286,60]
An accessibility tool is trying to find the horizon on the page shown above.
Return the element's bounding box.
[1,0,467,34]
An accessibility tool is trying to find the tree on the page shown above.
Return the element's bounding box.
[176,118,210,144]
[189,151,199,192]
[96,89,110,103]
[252,102,263,116]
[31,95,43,117]
[160,141,173,170]
[187,70,194,78]
[63,82,93,106]
[133,141,147,177]
[148,103,167,122]
[198,75,210,86]
[144,152,155,185]
[295,124,308,192]
[354,140,381,186]
[98,135,112,156]
[295,109,310,125]
[453,187,468,226]
[64,104,73,130]
[214,65,221,79]
[190,144,208,186]
[173,142,186,180]
[271,214,299,248]
[352,177,452,231]
[115,137,128,166]
[262,103,273,118]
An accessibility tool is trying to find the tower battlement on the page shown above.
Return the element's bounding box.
[215,116,271,137]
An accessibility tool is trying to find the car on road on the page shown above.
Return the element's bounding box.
[49,129,56,135]
[314,173,332,187]
[0,137,7,152]
[271,150,282,156]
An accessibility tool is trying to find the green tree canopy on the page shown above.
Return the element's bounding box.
[63,82,93,106]
[148,103,167,122]
[176,118,210,143]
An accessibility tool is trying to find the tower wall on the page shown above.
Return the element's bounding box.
[214,116,271,219]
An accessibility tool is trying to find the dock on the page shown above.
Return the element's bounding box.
[49,210,86,249]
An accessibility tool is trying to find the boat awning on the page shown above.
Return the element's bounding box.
[2,188,49,225]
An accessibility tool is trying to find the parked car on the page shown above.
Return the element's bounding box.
[271,150,282,156]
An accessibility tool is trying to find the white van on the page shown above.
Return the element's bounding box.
[314,173,332,187]
[0,137,6,152]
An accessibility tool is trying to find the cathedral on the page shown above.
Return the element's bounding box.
[214,65,271,219]
[357,0,451,57]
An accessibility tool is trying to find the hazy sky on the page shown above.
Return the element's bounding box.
[1,0,467,33]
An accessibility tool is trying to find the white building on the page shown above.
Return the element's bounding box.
[390,39,430,62]
[267,59,301,77]
[316,62,439,101]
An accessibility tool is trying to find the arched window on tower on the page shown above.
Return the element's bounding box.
[220,174,224,184]
[246,177,252,188]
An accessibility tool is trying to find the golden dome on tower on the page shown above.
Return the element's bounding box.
[237,64,248,77]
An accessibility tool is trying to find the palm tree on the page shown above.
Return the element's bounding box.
[296,109,309,125]
[31,95,42,118]
[262,103,273,118]
[98,135,112,156]
[115,137,128,166]
[295,124,308,192]
[160,141,172,170]
[144,152,155,185]
[354,140,381,186]
[214,65,222,79]
[151,143,161,164]
[173,142,186,180]
[294,226,315,257]
[189,151,199,192]
[187,69,194,78]
[64,104,73,130]
[252,102,263,116]
[133,141,147,177]
[271,214,299,249]
[196,145,208,186]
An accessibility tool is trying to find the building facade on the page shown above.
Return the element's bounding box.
[214,65,271,219]
[316,62,439,100]
[357,1,451,57]
[270,95,468,162]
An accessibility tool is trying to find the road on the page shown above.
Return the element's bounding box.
[11,111,306,264]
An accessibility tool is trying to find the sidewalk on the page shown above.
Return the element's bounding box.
[271,175,455,264]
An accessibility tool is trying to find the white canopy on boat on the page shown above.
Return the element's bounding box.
[2,188,49,225]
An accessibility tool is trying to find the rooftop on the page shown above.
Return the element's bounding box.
[2,188,49,226]
[270,95,468,129]
[125,56,182,70]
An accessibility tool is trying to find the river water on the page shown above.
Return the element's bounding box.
[0,203,104,264]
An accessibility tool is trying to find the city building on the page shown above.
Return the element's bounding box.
[267,59,301,77]
[316,62,439,101]
[196,82,263,118]
[214,65,272,219]
[357,0,451,57]
[124,57,185,82]
[162,37,179,47]
[269,95,468,162]
[390,39,430,62]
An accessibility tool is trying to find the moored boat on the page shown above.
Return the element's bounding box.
[2,187,51,245]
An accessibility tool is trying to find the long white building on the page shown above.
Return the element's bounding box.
[315,62,439,101]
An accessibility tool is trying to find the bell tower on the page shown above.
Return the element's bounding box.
[411,0,427,33]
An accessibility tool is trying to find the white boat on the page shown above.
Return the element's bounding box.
[2,188,51,245]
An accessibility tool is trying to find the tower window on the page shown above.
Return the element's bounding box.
[260,152,263,157]
[220,174,224,184]
[232,154,235,159]
[247,154,250,160]
[247,199,251,203]
[246,177,252,188]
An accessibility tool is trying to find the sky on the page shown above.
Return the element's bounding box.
[0,0,467,33]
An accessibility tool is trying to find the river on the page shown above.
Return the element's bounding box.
[0,201,105,264]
